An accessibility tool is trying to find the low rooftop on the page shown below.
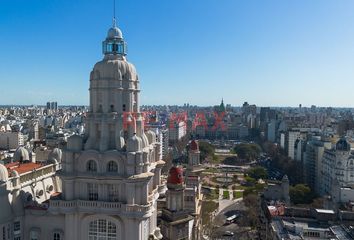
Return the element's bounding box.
[5,162,43,175]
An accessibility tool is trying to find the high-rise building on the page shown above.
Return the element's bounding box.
[304,136,331,193]
[267,120,277,142]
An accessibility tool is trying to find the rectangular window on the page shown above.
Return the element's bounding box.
[53,232,61,240]
[88,183,98,201]
[13,221,20,235]
[108,185,119,202]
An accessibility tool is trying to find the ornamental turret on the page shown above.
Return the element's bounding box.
[102,19,127,56]
[85,18,140,151]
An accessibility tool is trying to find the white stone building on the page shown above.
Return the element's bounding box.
[321,138,354,196]
[0,18,165,240]
[0,147,62,240]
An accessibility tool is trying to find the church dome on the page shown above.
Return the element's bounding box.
[167,166,184,185]
[48,148,62,163]
[14,147,29,162]
[336,138,350,151]
[0,164,8,182]
[190,140,199,151]
[107,26,123,39]
[92,59,138,81]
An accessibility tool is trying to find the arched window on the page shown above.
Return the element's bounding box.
[87,160,97,172]
[107,161,118,172]
[88,219,117,240]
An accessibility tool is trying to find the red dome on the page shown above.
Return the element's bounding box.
[167,166,184,185]
[190,140,199,151]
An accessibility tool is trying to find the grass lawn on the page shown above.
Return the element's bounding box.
[236,185,248,190]
[203,168,219,174]
[223,190,230,199]
[234,191,243,199]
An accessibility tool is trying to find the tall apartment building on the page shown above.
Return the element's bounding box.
[0,131,24,150]
[304,136,331,193]
[286,129,315,160]
[168,121,187,143]
[267,120,277,142]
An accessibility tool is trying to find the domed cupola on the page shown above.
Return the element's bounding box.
[127,133,142,152]
[167,166,184,188]
[336,138,351,152]
[0,164,8,183]
[146,130,157,145]
[48,148,63,163]
[102,18,127,56]
[190,140,199,151]
[14,146,30,163]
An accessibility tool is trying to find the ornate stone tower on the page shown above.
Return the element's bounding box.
[51,18,165,240]
[188,140,201,168]
[160,166,194,240]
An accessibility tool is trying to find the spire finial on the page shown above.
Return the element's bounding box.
[113,0,117,27]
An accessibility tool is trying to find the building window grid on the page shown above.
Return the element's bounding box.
[107,161,118,172]
[108,185,119,202]
[87,160,97,172]
[88,219,117,240]
[88,183,99,201]
[13,222,20,232]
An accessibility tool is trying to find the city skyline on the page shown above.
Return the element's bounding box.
[1,0,354,107]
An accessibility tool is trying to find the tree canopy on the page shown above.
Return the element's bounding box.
[290,184,314,204]
[247,166,268,180]
[198,141,215,161]
[233,143,261,161]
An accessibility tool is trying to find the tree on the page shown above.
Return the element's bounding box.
[247,166,268,180]
[233,143,261,161]
[290,184,314,204]
[242,194,261,227]
[199,141,215,161]
[262,141,278,157]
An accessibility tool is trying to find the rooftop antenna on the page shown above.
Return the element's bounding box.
[113,0,117,27]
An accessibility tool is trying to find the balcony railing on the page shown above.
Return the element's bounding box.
[49,199,152,214]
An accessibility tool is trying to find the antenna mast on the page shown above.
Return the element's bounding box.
[113,0,117,27]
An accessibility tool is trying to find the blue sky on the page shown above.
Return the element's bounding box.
[1,0,354,107]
